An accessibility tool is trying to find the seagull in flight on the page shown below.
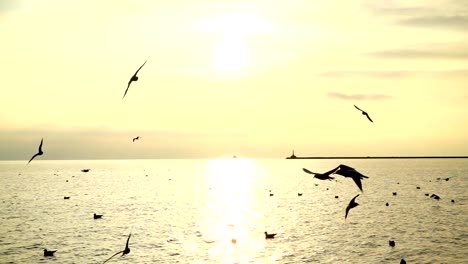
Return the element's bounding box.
[132,136,140,142]
[354,105,373,123]
[122,61,147,99]
[345,194,360,220]
[302,166,339,180]
[27,138,43,164]
[334,164,369,192]
[103,233,131,263]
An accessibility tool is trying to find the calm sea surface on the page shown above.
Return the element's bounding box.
[0,158,467,264]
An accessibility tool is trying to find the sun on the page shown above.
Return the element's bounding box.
[197,12,273,74]
[214,34,248,73]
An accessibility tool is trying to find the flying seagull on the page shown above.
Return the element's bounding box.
[103,233,131,263]
[334,164,369,192]
[354,105,373,123]
[132,136,140,142]
[122,61,147,99]
[303,166,339,180]
[27,138,43,164]
[345,194,360,220]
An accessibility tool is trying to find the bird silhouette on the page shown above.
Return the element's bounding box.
[94,213,103,219]
[400,259,406,264]
[302,166,339,180]
[103,233,131,263]
[43,249,56,257]
[389,240,395,247]
[334,164,368,192]
[132,136,140,142]
[27,138,44,164]
[122,61,147,99]
[354,105,373,123]
[345,194,360,220]
[264,232,277,239]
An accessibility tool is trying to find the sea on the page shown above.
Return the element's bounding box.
[0,158,467,264]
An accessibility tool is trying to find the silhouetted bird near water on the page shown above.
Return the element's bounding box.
[389,240,395,247]
[334,164,368,192]
[43,249,56,257]
[81,169,90,173]
[123,61,147,99]
[132,136,140,142]
[103,233,131,263]
[94,213,103,219]
[400,258,406,264]
[345,194,360,220]
[303,166,339,180]
[264,232,277,239]
[354,105,373,122]
[27,138,43,164]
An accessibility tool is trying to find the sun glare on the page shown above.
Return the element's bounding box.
[197,12,273,75]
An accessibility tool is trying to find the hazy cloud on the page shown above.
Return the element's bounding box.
[365,46,468,60]
[364,0,468,31]
[327,91,392,101]
[317,69,468,79]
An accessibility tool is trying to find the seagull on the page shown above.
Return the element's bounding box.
[389,240,395,247]
[132,136,140,142]
[264,232,277,239]
[334,164,369,192]
[43,249,56,257]
[302,166,339,180]
[94,213,103,219]
[27,138,44,164]
[345,194,360,220]
[103,233,131,263]
[122,61,147,99]
[354,105,373,123]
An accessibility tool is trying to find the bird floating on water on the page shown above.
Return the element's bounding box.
[103,233,131,263]
[43,249,56,257]
[264,232,277,239]
[123,61,146,99]
[389,240,395,247]
[345,194,360,220]
[354,105,373,123]
[94,213,103,219]
[81,169,90,173]
[27,138,44,164]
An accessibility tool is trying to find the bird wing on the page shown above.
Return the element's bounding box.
[354,105,363,112]
[103,251,123,264]
[345,194,360,219]
[365,113,373,122]
[351,176,363,192]
[133,61,147,76]
[27,153,39,164]
[125,233,131,250]
[351,194,360,203]
[38,138,43,152]
[302,168,316,175]
[122,82,131,99]
[324,165,340,176]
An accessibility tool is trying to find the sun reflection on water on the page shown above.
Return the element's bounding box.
[197,158,266,263]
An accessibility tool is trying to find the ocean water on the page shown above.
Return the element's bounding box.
[0,158,467,264]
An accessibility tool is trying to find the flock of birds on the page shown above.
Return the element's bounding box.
[21,61,453,263]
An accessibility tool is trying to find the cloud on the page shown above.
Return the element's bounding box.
[327,91,392,101]
[317,69,468,78]
[365,46,468,60]
[364,0,468,31]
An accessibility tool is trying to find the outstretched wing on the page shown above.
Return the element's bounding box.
[122,82,131,99]
[354,105,363,112]
[27,153,39,164]
[302,168,316,175]
[133,61,147,76]
[125,233,131,250]
[351,176,363,192]
[365,113,373,123]
[38,138,43,152]
[103,250,123,264]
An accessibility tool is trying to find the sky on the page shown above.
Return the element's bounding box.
[0,0,467,160]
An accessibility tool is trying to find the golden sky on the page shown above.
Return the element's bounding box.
[1,0,467,159]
